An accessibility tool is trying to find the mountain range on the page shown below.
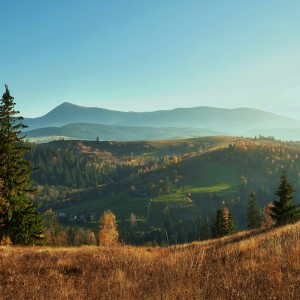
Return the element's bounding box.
[24,102,300,141]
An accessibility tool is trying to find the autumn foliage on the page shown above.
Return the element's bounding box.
[98,210,119,246]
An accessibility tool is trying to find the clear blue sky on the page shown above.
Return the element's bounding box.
[1,1,300,118]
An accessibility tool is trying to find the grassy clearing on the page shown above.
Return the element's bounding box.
[188,183,233,193]
[1,222,300,299]
[155,192,187,203]
[182,160,239,191]
[150,160,239,222]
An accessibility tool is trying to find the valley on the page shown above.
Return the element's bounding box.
[26,135,300,245]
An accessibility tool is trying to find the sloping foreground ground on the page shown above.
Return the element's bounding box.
[1,223,300,299]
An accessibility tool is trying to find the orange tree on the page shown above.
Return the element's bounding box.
[98,210,119,246]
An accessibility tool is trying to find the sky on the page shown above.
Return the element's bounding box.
[1,1,300,118]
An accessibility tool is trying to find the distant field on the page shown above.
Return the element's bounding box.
[181,159,239,191]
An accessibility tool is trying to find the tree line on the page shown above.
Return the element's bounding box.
[41,171,300,247]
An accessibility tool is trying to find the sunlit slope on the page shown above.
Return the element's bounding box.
[1,221,300,299]
[34,136,300,232]
[41,136,236,160]
[60,152,240,228]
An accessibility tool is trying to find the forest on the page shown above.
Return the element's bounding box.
[23,136,300,246]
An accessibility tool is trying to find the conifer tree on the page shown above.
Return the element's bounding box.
[226,210,236,234]
[98,210,119,246]
[199,216,211,240]
[247,191,261,229]
[0,85,44,244]
[0,179,8,230]
[212,207,236,238]
[270,173,300,225]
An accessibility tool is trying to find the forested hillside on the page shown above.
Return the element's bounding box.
[25,136,300,245]
[25,122,221,142]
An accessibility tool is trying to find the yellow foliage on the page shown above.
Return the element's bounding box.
[98,210,119,246]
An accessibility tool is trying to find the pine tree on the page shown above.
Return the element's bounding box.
[226,210,236,235]
[98,210,119,246]
[212,207,236,238]
[247,191,261,229]
[270,173,300,226]
[200,216,211,240]
[0,85,44,244]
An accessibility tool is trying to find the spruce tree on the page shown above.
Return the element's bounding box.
[200,216,211,240]
[212,209,226,238]
[0,179,8,230]
[227,210,236,234]
[212,207,236,238]
[0,85,44,244]
[270,173,300,226]
[247,191,261,229]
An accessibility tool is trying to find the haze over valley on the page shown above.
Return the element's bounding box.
[25,102,300,142]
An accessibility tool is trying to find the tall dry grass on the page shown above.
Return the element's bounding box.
[1,222,300,299]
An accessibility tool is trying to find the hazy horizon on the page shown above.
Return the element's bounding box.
[23,101,300,122]
[1,1,300,118]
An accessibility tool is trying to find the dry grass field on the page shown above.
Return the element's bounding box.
[1,222,300,299]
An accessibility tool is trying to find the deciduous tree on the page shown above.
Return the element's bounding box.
[98,210,119,246]
[43,208,60,246]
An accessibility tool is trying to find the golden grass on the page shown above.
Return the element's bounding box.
[1,223,300,299]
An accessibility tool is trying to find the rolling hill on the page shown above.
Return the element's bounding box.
[28,136,300,243]
[24,102,300,140]
[25,123,223,142]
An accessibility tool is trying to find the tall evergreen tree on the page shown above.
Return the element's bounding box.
[247,191,261,229]
[270,173,300,225]
[199,216,211,240]
[0,179,8,230]
[212,207,236,238]
[0,85,44,244]
[227,211,236,234]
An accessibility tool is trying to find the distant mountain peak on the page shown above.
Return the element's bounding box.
[60,101,73,106]
[57,102,79,108]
